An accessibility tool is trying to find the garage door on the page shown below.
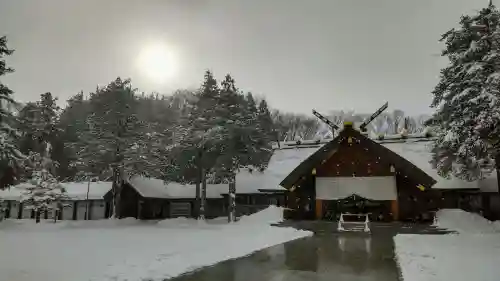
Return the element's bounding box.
[76,203,88,220]
[9,202,19,219]
[62,202,74,220]
[316,176,397,200]
[21,207,33,219]
[170,202,191,218]
[91,201,106,220]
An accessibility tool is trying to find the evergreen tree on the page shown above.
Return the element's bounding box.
[213,74,274,221]
[18,102,40,155]
[18,92,61,156]
[55,91,90,180]
[73,78,163,218]
[255,99,274,166]
[171,70,225,219]
[427,3,500,180]
[20,143,67,223]
[0,36,24,189]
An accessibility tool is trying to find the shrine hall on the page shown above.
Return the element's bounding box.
[279,121,499,222]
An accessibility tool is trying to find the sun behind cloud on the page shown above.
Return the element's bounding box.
[136,42,178,84]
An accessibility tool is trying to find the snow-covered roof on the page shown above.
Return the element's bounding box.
[0,183,26,200]
[127,176,227,199]
[381,140,498,192]
[61,181,113,200]
[0,181,113,201]
[236,145,321,193]
[270,137,497,193]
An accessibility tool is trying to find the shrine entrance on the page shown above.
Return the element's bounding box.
[322,195,393,222]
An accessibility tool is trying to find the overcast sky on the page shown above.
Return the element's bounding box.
[0,0,492,115]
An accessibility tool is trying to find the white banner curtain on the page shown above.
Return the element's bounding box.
[315,176,397,200]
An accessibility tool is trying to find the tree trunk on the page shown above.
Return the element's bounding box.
[85,178,91,220]
[112,180,118,219]
[35,209,41,223]
[115,181,122,219]
[496,153,500,197]
[195,181,200,219]
[53,201,58,223]
[200,167,207,220]
[228,175,236,223]
[111,167,123,219]
[194,149,202,219]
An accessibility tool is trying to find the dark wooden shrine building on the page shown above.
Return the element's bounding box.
[281,121,441,222]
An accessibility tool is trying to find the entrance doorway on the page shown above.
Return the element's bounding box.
[323,195,392,222]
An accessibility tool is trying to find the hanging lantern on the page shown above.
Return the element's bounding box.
[417,184,425,191]
[312,168,316,175]
[290,185,296,192]
[348,137,353,144]
[390,165,395,173]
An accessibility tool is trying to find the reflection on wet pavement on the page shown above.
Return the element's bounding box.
[172,230,400,281]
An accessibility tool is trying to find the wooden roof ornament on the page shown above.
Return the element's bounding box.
[359,102,388,133]
[313,102,388,133]
[312,109,339,135]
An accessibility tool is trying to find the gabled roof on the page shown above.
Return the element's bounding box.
[279,127,437,189]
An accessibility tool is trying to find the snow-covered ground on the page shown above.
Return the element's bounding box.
[395,209,500,281]
[0,206,311,281]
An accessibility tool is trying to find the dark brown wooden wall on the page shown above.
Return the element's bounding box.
[316,136,393,178]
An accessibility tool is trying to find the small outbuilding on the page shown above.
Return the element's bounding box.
[104,176,228,219]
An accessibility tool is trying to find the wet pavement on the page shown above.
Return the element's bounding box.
[171,222,448,281]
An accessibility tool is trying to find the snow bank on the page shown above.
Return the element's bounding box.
[395,209,500,281]
[236,205,284,224]
[434,209,500,234]
[395,234,500,281]
[0,207,311,281]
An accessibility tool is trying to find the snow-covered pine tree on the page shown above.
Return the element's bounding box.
[0,36,24,192]
[255,98,274,166]
[73,78,159,218]
[213,74,244,222]
[167,70,224,219]
[21,143,67,223]
[18,92,61,160]
[212,74,272,222]
[55,92,90,180]
[427,3,500,180]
